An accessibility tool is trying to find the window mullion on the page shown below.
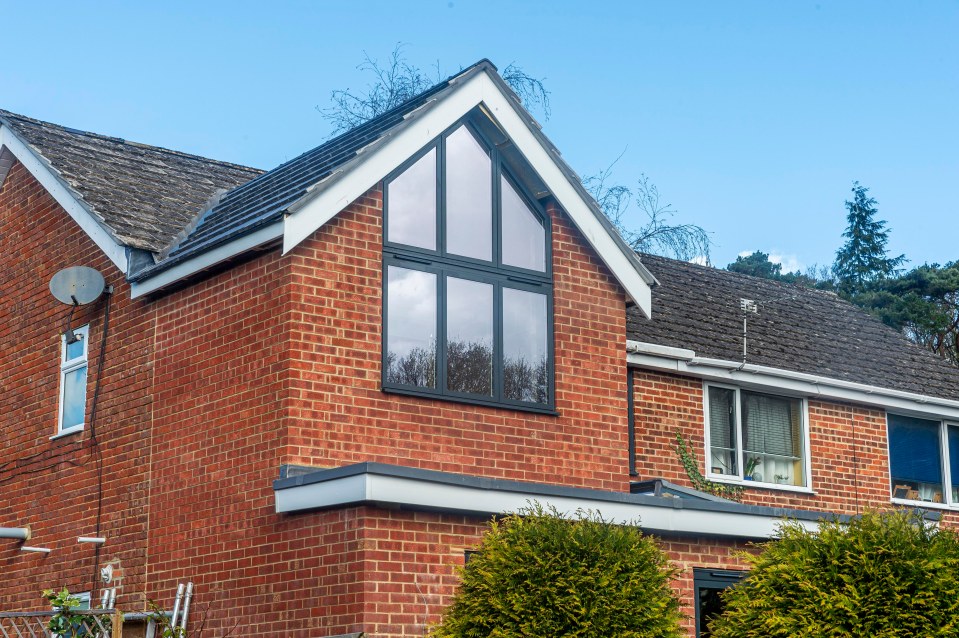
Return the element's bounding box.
[436,271,447,395]
[493,280,504,402]
[492,148,502,267]
[941,421,952,506]
[436,139,445,255]
[734,388,745,480]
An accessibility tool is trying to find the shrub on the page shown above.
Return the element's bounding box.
[430,504,683,638]
[710,509,959,637]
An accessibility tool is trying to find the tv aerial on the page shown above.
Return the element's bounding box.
[49,266,107,343]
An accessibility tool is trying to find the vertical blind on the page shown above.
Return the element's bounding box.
[888,414,943,485]
[742,391,801,457]
[709,388,736,449]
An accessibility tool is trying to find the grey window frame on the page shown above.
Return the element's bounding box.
[382,118,555,414]
[694,568,745,638]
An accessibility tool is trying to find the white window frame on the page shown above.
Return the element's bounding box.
[56,324,89,436]
[887,413,959,510]
[703,382,813,493]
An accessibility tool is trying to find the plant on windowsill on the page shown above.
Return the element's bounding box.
[743,456,761,482]
[674,432,743,502]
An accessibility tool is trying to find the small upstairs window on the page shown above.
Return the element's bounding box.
[705,384,809,490]
[383,121,553,412]
[58,324,89,435]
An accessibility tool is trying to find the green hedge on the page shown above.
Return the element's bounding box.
[711,509,959,637]
[430,504,683,638]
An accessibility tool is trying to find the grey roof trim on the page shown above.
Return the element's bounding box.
[129,222,282,298]
[630,478,734,503]
[273,461,873,526]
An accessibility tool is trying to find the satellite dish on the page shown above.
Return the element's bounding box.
[50,266,106,306]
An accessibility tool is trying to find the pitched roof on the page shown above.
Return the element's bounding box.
[0,109,262,253]
[129,68,462,280]
[628,254,959,401]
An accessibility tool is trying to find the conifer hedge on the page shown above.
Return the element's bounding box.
[430,504,683,638]
[710,509,959,637]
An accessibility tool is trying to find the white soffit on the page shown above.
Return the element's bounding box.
[626,339,959,421]
[274,470,819,541]
[281,69,653,317]
[0,125,128,273]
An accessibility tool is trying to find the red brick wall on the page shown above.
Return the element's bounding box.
[0,161,154,610]
[631,368,959,525]
[284,188,631,492]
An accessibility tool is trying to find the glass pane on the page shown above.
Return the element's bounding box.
[742,392,804,486]
[446,278,493,396]
[501,177,546,271]
[65,334,85,361]
[387,149,436,250]
[386,266,436,388]
[708,387,738,477]
[502,288,548,403]
[889,414,944,503]
[445,126,492,261]
[698,588,725,638]
[61,366,87,429]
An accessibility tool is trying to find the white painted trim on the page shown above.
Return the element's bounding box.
[130,222,282,298]
[274,471,819,540]
[281,69,653,316]
[0,125,128,272]
[627,340,959,421]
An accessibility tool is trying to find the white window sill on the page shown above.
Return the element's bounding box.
[707,476,815,495]
[50,426,84,441]
[891,497,955,512]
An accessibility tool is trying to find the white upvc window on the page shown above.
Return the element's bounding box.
[704,383,812,491]
[887,413,959,508]
[58,325,89,435]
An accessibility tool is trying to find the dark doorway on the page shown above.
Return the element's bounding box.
[694,568,745,637]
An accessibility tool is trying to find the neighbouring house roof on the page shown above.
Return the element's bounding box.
[628,254,959,402]
[0,109,263,253]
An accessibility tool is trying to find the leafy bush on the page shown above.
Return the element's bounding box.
[710,509,959,637]
[430,504,683,638]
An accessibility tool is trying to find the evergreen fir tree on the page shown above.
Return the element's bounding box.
[832,182,905,296]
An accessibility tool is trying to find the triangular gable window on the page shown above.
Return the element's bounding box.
[383,121,553,412]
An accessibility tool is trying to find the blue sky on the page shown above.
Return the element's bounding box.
[2,0,955,271]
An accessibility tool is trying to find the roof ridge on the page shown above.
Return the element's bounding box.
[0,108,263,174]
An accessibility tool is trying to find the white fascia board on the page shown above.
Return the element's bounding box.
[0,125,128,273]
[626,341,959,421]
[274,472,817,540]
[281,70,653,317]
[130,222,282,298]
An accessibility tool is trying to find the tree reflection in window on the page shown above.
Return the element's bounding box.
[383,120,553,410]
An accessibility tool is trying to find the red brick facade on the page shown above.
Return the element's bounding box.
[1,146,954,638]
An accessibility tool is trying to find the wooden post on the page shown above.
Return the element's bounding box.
[112,609,123,637]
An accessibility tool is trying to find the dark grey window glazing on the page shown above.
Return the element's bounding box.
[501,176,546,272]
[503,288,548,403]
[382,118,553,412]
[446,277,493,396]
[445,126,492,261]
[386,149,436,250]
[386,266,436,388]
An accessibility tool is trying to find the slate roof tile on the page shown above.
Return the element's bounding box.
[0,109,262,253]
[629,254,959,401]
